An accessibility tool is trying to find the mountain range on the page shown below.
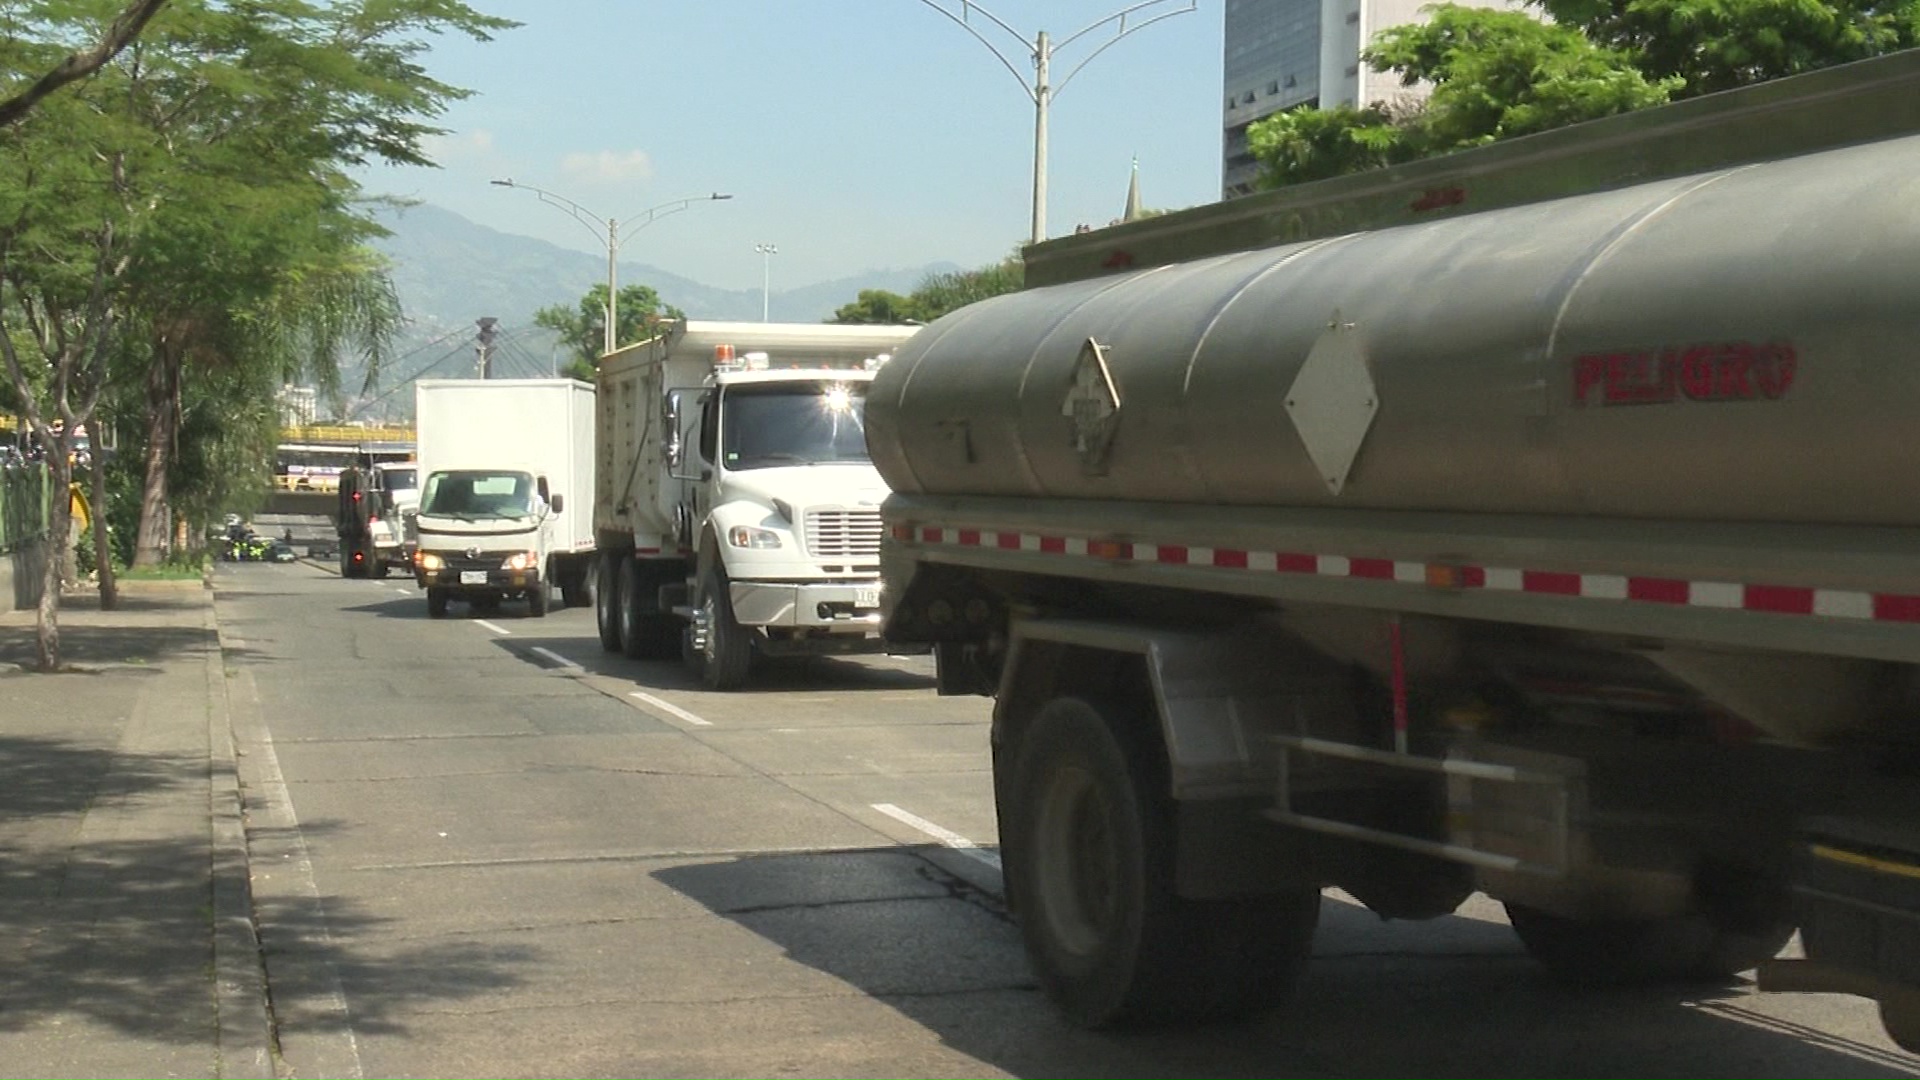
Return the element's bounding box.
[370,203,957,332]
[331,204,959,419]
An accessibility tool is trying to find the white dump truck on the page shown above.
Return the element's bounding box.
[592,320,921,689]
[412,378,595,619]
[867,53,1920,1047]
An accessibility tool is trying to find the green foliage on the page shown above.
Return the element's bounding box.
[1248,104,1410,187]
[534,282,684,373]
[828,256,1025,325]
[830,289,920,325]
[1369,6,1680,152]
[1247,0,1902,188]
[1532,0,1920,97]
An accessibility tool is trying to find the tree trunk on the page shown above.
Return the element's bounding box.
[133,340,178,568]
[35,448,73,671]
[90,445,117,610]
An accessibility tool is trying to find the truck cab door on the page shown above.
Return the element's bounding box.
[665,388,708,550]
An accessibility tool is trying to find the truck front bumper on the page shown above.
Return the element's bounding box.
[417,565,541,594]
[730,580,882,633]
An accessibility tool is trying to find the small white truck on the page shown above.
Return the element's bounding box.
[591,320,921,688]
[411,378,596,619]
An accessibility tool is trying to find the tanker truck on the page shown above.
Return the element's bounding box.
[592,320,921,689]
[867,53,1920,1045]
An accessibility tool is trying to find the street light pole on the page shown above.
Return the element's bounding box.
[490,180,733,355]
[755,243,778,322]
[911,0,1195,245]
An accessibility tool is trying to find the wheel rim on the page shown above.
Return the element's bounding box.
[1033,763,1119,958]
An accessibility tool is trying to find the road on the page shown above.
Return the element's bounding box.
[214,560,1920,1079]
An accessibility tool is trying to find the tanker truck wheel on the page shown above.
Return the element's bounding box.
[1005,695,1320,1029]
[594,554,623,652]
[1505,872,1794,986]
[687,562,754,690]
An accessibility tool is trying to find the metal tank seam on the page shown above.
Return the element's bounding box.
[1010,265,1174,492]
[1177,236,1354,501]
[1534,164,1760,508]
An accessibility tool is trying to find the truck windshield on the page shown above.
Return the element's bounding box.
[382,468,418,492]
[720,382,869,471]
[418,470,536,519]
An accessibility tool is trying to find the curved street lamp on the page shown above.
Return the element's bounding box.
[491,180,733,355]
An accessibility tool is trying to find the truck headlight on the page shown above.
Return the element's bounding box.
[418,552,444,571]
[503,550,538,571]
[728,526,783,549]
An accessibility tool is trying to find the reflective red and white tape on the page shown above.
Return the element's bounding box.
[892,524,1920,625]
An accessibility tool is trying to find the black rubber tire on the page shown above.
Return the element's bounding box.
[526,576,549,618]
[1505,892,1796,987]
[426,587,449,619]
[372,557,390,579]
[1004,696,1320,1029]
[616,560,680,660]
[561,574,588,608]
[595,553,623,652]
[688,560,754,690]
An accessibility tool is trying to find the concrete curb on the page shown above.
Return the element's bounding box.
[203,591,278,1079]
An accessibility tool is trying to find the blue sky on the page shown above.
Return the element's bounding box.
[356,0,1228,293]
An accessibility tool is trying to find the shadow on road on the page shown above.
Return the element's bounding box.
[0,732,534,1046]
[656,847,1920,1078]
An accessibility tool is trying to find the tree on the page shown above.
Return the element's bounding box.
[829,289,920,326]
[828,255,1025,326]
[0,0,173,126]
[1248,103,1410,188]
[1532,0,1920,97]
[1248,5,1680,186]
[1368,6,1680,153]
[534,282,683,380]
[0,0,512,667]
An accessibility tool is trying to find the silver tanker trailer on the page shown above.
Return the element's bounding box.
[867,52,1920,1044]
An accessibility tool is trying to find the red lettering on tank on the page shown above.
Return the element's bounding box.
[1573,354,1607,404]
[1714,342,1755,400]
[1571,339,1797,407]
[1755,342,1798,399]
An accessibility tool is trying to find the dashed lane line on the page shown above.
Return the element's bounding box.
[871,802,1002,870]
[629,691,712,727]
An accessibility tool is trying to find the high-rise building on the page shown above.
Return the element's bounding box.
[1222,0,1506,198]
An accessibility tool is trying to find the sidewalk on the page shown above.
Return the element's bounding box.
[0,581,273,1079]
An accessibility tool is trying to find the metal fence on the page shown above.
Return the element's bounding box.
[0,460,50,556]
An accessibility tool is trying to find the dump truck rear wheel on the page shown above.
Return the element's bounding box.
[618,560,679,660]
[1006,695,1319,1029]
[595,554,622,651]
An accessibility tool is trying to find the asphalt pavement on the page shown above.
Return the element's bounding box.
[0,579,272,1079]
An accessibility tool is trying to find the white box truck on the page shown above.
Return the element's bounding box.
[591,320,921,688]
[412,378,595,619]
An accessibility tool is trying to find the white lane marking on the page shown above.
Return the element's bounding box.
[240,675,366,1078]
[629,691,712,727]
[871,802,1002,870]
[531,646,581,669]
[393,588,411,596]
[474,619,511,635]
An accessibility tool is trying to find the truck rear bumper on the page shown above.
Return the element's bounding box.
[730,580,881,633]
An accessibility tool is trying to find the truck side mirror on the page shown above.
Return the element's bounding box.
[550,493,565,514]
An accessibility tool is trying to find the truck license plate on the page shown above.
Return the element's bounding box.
[855,586,880,609]
[459,570,487,586]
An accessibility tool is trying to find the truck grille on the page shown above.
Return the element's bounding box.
[805,508,882,558]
